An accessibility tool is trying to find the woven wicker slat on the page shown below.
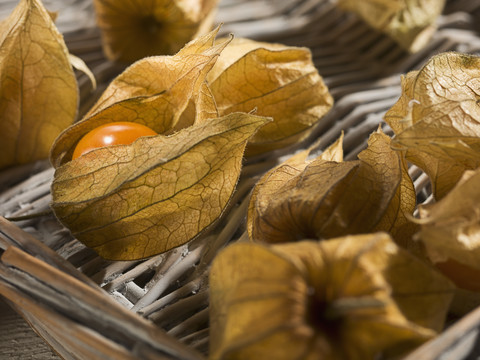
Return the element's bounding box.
[0,246,204,359]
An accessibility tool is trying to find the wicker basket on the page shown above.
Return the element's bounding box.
[2,0,480,358]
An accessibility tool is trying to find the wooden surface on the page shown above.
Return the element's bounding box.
[0,297,60,360]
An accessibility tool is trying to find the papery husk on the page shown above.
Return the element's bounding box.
[93,0,219,63]
[51,112,270,260]
[384,52,480,200]
[337,0,446,52]
[206,37,334,156]
[209,233,454,360]
[415,168,480,314]
[0,0,77,170]
[247,129,420,252]
[417,169,480,263]
[50,27,227,167]
[448,288,480,317]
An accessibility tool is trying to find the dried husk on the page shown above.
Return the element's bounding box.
[50,27,227,167]
[416,169,480,314]
[209,233,454,360]
[0,0,77,170]
[384,52,480,200]
[93,0,220,63]
[206,37,334,156]
[51,112,269,260]
[417,169,480,276]
[247,129,419,251]
[337,0,446,52]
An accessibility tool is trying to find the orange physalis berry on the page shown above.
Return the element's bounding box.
[72,122,157,159]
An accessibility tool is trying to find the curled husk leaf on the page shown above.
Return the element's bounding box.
[50,27,226,167]
[416,169,480,314]
[0,0,77,170]
[384,52,480,200]
[93,0,219,63]
[51,112,269,260]
[247,129,419,251]
[337,0,445,52]
[209,233,453,360]
[417,169,480,278]
[206,38,334,156]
